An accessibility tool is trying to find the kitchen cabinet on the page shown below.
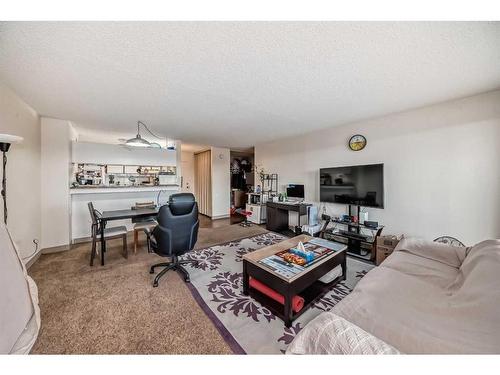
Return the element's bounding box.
[72,141,177,166]
[124,165,140,174]
[107,165,124,174]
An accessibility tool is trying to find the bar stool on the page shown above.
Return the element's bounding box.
[133,219,157,254]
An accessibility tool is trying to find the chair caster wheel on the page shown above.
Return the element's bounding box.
[149,269,155,274]
[184,277,190,283]
[153,282,158,287]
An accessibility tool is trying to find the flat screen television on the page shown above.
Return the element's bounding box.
[320,163,384,208]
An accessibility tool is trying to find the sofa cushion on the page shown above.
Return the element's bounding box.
[459,239,500,280]
[394,237,468,268]
[447,240,500,320]
[382,250,459,289]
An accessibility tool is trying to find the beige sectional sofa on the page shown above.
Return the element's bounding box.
[287,237,500,354]
[0,224,40,354]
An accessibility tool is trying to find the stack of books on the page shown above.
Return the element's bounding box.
[133,201,157,210]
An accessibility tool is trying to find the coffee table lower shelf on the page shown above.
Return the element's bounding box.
[246,275,345,325]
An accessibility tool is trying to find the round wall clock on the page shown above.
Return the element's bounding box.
[349,134,367,151]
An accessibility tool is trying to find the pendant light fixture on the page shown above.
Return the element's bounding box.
[125,121,153,147]
[124,121,175,150]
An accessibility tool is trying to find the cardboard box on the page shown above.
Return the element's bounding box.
[376,235,401,265]
[378,235,400,248]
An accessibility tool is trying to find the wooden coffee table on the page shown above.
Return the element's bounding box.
[242,234,347,327]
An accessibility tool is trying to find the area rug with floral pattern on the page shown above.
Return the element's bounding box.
[181,232,374,354]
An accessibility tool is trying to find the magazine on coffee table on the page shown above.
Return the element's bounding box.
[258,239,341,279]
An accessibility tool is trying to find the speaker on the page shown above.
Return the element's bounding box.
[364,220,378,229]
[307,206,318,226]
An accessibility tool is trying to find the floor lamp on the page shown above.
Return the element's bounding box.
[0,134,23,225]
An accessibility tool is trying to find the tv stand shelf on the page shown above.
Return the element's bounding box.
[326,229,375,244]
[331,219,384,231]
[323,229,379,261]
[319,212,384,262]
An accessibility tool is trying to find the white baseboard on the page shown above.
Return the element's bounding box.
[25,251,42,269]
[211,214,230,220]
[41,244,71,254]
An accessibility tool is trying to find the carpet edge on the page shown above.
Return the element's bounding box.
[185,281,246,355]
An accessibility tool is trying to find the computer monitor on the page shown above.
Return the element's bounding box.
[286,184,304,199]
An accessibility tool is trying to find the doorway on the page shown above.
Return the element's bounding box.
[230,149,254,224]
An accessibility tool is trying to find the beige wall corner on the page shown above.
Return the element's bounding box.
[40,117,72,250]
[0,83,41,262]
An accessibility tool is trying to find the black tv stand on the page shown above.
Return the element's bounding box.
[320,204,384,262]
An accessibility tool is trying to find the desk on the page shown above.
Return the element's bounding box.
[99,207,158,265]
[266,201,311,234]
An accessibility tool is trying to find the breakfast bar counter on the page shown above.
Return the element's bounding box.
[70,184,180,242]
[70,185,179,194]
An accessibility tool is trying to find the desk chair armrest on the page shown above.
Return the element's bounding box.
[189,220,200,250]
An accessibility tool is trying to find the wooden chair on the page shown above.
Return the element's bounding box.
[88,202,128,266]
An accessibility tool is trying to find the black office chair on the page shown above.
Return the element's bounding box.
[148,193,199,287]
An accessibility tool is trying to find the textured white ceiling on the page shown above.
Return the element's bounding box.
[1,22,499,148]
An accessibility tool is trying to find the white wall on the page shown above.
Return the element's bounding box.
[256,90,500,245]
[0,83,41,262]
[40,117,74,250]
[211,147,230,219]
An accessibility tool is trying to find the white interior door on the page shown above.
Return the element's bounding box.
[181,152,195,194]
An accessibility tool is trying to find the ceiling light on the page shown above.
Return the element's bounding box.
[125,134,151,147]
[124,121,168,148]
[125,121,152,147]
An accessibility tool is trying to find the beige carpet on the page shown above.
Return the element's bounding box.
[29,223,268,354]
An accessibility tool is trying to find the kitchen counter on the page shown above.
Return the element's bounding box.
[70,185,180,195]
